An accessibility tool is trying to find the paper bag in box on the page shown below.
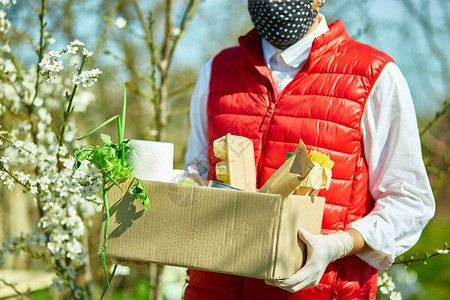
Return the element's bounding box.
[98,179,325,280]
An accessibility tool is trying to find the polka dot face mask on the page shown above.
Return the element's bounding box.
[248,0,318,47]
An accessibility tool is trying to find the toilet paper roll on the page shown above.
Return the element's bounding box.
[125,139,174,182]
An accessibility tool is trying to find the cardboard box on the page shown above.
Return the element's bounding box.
[98,179,325,280]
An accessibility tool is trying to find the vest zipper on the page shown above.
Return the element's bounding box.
[255,69,310,186]
[256,99,277,186]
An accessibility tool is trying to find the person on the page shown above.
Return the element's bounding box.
[183,0,435,299]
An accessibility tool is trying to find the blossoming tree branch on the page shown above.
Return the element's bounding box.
[0,0,103,298]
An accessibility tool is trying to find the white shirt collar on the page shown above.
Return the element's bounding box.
[262,14,329,69]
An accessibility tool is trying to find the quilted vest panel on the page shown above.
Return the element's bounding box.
[185,20,393,300]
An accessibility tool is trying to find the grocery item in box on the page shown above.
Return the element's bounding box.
[213,133,256,192]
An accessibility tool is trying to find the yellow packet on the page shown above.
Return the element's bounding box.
[294,151,334,196]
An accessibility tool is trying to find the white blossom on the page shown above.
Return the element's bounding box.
[70,39,85,47]
[0,0,17,8]
[66,239,83,261]
[71,219,86,238]
[48,50,61,58]
[16,171,31,184]
[0,10,11,34]
[1,43,11,53]
[34,97,44,107]
[39,53,64,84]
[390,291,402,300]
[18,121,32,132]
[13,139,24,148]
[172,27,181,36]
[72,68,102,87]
[66,44,78,54]
[0,57,15,74]
[52,59,63,72]
[4,177,14,190]
[30,185,39,195]
[58,145,68,157]
[379,286,389,295]
[82,47,93,58]
[0,32,102,296]
[114,17,127,29]
[437,249,449,254]
[378,271,401,298]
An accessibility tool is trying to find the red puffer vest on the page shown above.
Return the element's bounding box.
[184,20,393,300]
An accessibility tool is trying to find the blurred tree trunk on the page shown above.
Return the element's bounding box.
[127,1,201,299]
[0,187,33,269]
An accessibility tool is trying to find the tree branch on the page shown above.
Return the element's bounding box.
[167,81,196,97]
[420,100,449,137]
[132,0,162,70]
[161,0,173,63]
[104,50,152,86]
[167,0,200,71]
[31,0,46,108]
[0,278,35,300]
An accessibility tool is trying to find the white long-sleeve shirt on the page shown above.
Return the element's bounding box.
[184,15,435,270]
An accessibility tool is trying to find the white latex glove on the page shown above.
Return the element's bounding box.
[269,228,354,293]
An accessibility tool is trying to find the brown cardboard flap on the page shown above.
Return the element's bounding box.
[259,139,314,198]
[273,195,326,279]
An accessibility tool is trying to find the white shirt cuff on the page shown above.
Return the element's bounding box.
[347,220,395,270]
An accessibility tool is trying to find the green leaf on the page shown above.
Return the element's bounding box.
[101,134,113,146]
[91,147,106,170]
[131,178,151,210]
[117,144,129,163]
[101,179,110,291]
[142,198,151,210]
[100,265,117,300]
[102,145,116,160]
[123,141,132,154]
[77,115,119,140]
[74,145,94,161]
[129,185,142,195]
[116,116,122,143]
[120,79,127,144]
[105,173,123,193]
[72,160,82,174]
